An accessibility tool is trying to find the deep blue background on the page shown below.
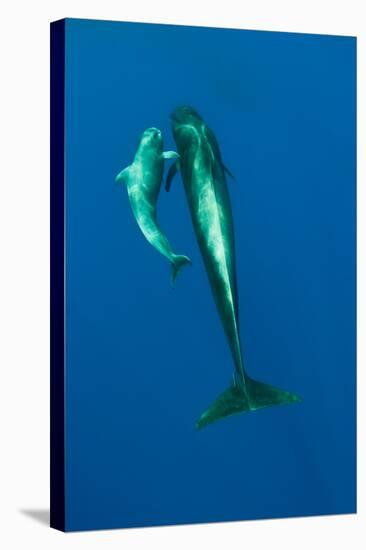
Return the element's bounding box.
[64,19,356,531]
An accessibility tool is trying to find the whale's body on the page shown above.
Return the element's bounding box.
[168,107,300,428]
[116,127,191,283]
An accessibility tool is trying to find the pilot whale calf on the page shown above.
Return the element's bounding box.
[167,107,300,428]
[116,127,191,283]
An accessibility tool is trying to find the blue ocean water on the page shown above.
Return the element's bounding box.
[64,19,356,531]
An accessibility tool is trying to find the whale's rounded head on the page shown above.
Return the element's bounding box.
[170,106,203,126]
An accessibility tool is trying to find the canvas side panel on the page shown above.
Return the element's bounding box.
[50,18,66,532]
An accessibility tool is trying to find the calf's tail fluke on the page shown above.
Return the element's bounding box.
[196,378,301,430]
[170,254,192,285]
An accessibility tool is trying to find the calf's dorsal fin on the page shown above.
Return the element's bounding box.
[115,165,132,185]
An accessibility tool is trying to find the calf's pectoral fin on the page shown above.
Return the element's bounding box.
[162,151,180,160]
[165,159,180,192]
[196,378,301,429]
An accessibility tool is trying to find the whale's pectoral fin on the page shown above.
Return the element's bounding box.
[196,378,301,429]
[165,159,180,192]
[222,162,235,180]
[162,151,180,160]
[115,165,132,185]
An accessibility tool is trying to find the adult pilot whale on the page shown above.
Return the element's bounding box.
[116,127,191,284]
[166,107,300,428]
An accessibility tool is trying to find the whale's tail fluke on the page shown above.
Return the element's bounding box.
[171,254,192,285]
[196,378,301,429]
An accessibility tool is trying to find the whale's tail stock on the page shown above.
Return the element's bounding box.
[196,377,301,429]
[170,254,192,285]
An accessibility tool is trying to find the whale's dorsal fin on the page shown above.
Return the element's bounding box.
[222,162,235,181]
[165,159,180,192]
[115,165,132,185]
[162,151,180,160]
[203,125,235,181]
